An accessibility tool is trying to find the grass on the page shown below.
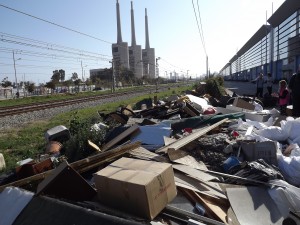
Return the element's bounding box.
[0,85,158,107]
[0,85,192,174]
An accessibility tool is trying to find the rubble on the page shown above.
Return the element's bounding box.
[0,81,300,225]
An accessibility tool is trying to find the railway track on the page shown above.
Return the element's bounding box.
[0,84,179,117]
[0,89,149,117]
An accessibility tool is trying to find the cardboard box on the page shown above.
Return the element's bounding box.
[233,98,255,111]
[241,141,278,165]
[93,157,177,219]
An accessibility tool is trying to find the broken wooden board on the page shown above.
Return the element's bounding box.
[168,149,206,170]
[164,205,226,225]
[172,164,218,182]
[163,136,176,146]
[88,140,101,152]
[102,124,139,151]
[0,142,141,192]
[181,188,229,224]
[128,146,169,163]
[175,172,227,200]
[36,161,96,201]
[183,102,201,117]
[156,118,228,153]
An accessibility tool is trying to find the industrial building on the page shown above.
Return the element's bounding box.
[112,0,156,80]
[219,0,300,82]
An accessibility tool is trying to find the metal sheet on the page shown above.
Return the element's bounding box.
[226,187,284,225]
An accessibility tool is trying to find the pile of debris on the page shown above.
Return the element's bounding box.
[1,82,300,225]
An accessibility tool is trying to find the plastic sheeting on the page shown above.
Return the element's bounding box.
[0,187,34,225]
[268,179,300,217]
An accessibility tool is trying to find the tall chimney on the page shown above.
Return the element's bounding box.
[116,0,122,43]
[145,8,150,49]
[130,1,136,46]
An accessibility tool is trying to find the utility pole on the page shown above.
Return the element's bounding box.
[156,57,160,92]
[187,70,189,84]
[13,51,19,97]
[110,60,115,93]
[206,55,209,79]
[81,60,84,81]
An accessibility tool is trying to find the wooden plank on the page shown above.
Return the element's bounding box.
[175,172,227,200]
[88,140,101,152]
[128,146,169,163]
[156,118,228,153]
[164,205,226,225]
[173,164,218,182]
[163,136,176,146]
[0,142,141,192]
[180,188,229,224]
[168,150,207,170]
[102,124,139,151]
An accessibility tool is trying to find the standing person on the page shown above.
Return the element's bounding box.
[277,80,289,115]
[266,72,273,95]
[252,73,264,98]
[288,69,300,117]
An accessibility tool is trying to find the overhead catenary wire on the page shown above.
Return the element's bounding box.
[192,0,209,76]
[192,0,207,56]
[196,0,207,56]
[0,4,189,81]
[0,4,112,45]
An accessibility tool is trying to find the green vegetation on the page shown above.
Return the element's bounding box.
[0,85,157,108]
[203,76,226,98]
[0,85,192,174]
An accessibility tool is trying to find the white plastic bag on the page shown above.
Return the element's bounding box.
[268,179,300,217]
[278,153,300,186]
[256,126,289,142]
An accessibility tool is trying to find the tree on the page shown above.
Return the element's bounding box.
[1,78,12,88]
[26,82,35,93]
[52,69,65,83]
[119,68,134,86]
[71,72,78,81]
[52,70,61,83]
[45,81,56,93]
[59,69,65,82]
[62,79,72,92]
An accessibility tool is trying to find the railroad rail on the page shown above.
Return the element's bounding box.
[0,84,179,117]
[0,89,150,117]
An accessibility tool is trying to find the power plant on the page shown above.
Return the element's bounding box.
[112,0,156,81]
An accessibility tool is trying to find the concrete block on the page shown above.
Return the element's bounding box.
[45,125,70,143]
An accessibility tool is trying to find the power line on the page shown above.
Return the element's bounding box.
[0,4,112,45]
[0,5,191,79]
[0,32,112,58]
[192,0,207,56]
[196,0,207,55]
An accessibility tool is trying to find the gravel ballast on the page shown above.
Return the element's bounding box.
[0,92,145,130]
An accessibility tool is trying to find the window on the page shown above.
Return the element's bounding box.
[113,47,118,53]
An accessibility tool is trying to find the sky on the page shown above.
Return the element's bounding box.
[0,0,285,85]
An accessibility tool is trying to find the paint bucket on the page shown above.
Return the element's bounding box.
[222,156,240,172]
[46,141,62,154]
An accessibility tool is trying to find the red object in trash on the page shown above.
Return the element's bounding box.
[231,131,239,138]
[203,107,216,115]
[183,128,193,133]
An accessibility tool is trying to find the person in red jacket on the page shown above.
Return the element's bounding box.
[278,80,290,115]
